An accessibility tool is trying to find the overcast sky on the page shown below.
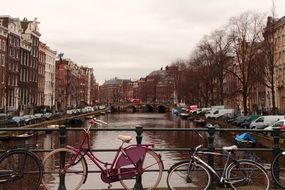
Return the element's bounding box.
[1,0,285,84]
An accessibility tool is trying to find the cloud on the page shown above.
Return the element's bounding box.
[1,0,285,84]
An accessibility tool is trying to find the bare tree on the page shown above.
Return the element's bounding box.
[188,48,217,106]
[199,30,232,105]
[227,11,265,115]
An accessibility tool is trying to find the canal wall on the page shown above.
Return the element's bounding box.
[0,109,108,137]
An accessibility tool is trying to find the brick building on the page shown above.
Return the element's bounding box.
[19,34,32,115]
[99,78,132,104]
[55,58,95,110]
[21,18,41,113]
[91,78,99,105]
[0,16,22,114]
[55,58,68,111]
[0,19,7,112]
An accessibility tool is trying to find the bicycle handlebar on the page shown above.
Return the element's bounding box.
[88,118,108,131]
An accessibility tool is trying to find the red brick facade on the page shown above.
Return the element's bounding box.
[0,21,7,112]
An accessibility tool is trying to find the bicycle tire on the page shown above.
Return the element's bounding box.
[0,149,43,190]
[271,151,285,189]
[226,159,270,190]
[167,160,211,190]
[42,148,87,190]
[118,150,163,190]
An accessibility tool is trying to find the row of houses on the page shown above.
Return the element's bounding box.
[99,65,178,105]
[0,15,98,115]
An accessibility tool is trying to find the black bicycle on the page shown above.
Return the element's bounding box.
[0,143,43,190]
[167,131,270,190]
[272,151,285,189]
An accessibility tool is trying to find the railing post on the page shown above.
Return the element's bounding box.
[207,126,215,189]
[272,127,281,188]
[134,125,143,190]
[58,125,67,190]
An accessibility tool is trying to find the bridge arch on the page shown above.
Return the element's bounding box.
[146,104,154,112]
[157,105,166,113]
[127,105,136,113]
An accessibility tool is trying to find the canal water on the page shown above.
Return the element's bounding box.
[2,113,271,189]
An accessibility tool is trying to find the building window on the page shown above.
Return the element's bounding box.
[2,55,5,66]
[2,41,5,51]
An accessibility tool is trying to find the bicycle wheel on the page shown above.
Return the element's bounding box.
[167,160,211,190]
[0,149,42,190]
[226,160,270,190]
[42,148,87,190]
[118,150,163,190]
[272,152,285,188]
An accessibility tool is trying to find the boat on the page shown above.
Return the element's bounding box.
[47,124,59,129]
[13,132,34,139]
[194,118,205,123]
[235,133,256,148]
[193,118,206,127]
[85,115,95,119]
[69,118,84,126]
[46,124,60,134]
[0,135,10,142]
[180,112,191,120]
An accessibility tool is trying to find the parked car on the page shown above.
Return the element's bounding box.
[240,115,260,128]
[43,112,53,120]
[11,116,25,126]
[0,114,23,127]
[208,109,235,120]
[23,115,37,125]
[264,119,285,131]
[231,116,248,127]
[250,115,285,129]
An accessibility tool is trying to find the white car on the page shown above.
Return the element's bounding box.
[250,115,285,129]
[264,119,285,131]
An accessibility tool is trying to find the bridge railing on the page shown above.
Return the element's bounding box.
[0,126,283,189]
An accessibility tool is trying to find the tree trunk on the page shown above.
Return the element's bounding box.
[220,76,224,105]
[272,85,277,114]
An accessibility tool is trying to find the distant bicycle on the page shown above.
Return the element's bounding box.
[167,130,270,190]
[42,118,163,190]
[0,143,43,190]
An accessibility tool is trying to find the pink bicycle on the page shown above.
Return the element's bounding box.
[42,119,163,190]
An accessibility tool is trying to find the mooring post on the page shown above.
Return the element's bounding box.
[58,125,67,190]
[273,127,281,188]
[134,125,144,190]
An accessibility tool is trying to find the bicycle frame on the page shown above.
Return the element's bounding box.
[62,124,162,184]
[190,149,238,184]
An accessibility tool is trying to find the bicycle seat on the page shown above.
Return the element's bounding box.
[223,145,238,151]
[118,135,132,143]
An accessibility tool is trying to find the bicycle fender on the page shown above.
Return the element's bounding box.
[115,146,148,168]
[82,156,88,184]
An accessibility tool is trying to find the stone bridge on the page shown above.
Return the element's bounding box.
[110,103,169,113]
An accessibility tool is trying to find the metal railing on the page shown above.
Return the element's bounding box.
[0,126,283,189]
